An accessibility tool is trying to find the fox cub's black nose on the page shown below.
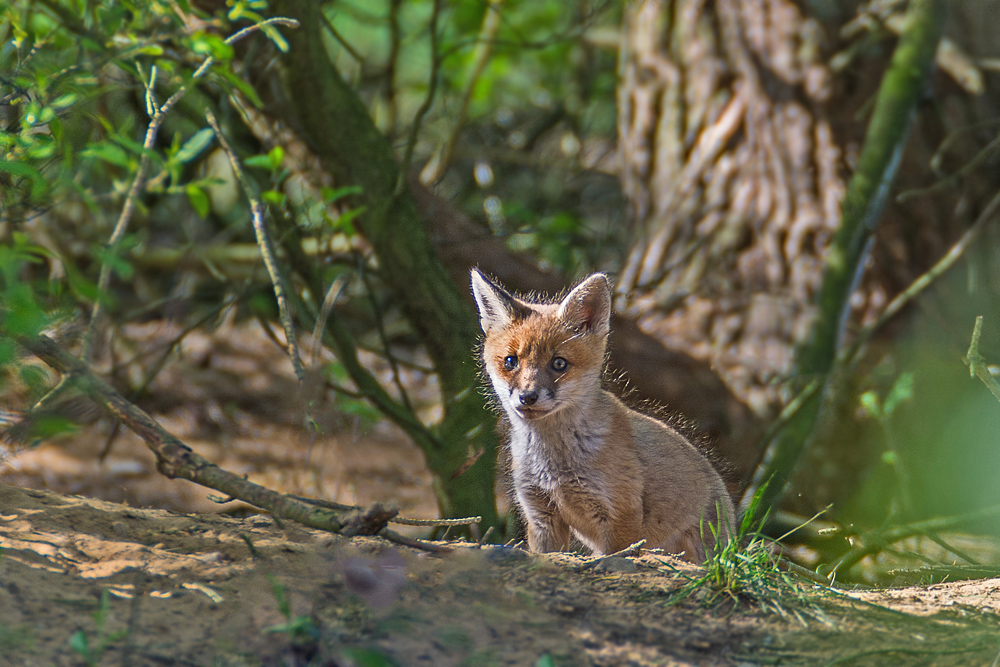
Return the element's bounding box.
[519,390,539,406]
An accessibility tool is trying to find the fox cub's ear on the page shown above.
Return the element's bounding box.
[557,273,611,337]
[471,269,520,334]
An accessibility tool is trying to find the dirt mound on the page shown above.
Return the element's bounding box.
[3,483,1000,666]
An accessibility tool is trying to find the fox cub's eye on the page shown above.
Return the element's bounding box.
[503,355,518,370]
[551,357,568,372]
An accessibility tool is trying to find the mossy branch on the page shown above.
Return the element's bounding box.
[750,0,946,513]
[205,110,305,382]
[964,316,1000,403]
[8,330,396,536]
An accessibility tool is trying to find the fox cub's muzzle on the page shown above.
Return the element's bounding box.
[518,390,539,406]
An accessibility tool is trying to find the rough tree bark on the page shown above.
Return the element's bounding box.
[614,0,995,508]
[617,0,843,419]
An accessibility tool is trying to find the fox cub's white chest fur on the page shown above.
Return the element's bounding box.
[471,269,733,562]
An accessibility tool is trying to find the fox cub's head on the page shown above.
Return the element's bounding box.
[471,269,611,422]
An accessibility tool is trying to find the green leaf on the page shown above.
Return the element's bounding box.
[883,372,914,417]
[190,32,234,61]
[51,93,77,109]
[186,184,210,218]
[858,390,880,419]
[49,116,63,142]
[262,23,289,53]
[0,160,49,200]
[262,190,285,206]
[29,416,80,440]
[211,66,264,109]
[26,135,57,160]
[95,245,134,281]
[268,575,291,617]
[68,630,89,657]
[338,397,381,424]
[267,146,283,170]
[175,128,215,164]
[2,284,47,337]
[19,365,49,395]
[0,338,17,368]
[322,185,362,203]
[80,143,130,168]
[245,154,273,169]
[338,648,399,667]
[330,205,366,235]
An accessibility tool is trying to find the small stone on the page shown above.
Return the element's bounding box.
[594,556,638,573]
[482,545,531,564]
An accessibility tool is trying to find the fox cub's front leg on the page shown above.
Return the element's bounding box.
[518,485,571,552]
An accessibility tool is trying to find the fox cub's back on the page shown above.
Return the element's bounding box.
[471,269,733,562]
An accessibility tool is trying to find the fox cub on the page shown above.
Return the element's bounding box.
[471,269,733,562]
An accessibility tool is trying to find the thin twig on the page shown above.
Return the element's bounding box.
[289,494,479,527]
[205,110,306,382]
[384,0,402,134]
[100,297,238,461]
[579,539,647,568]
[319,11,363,62]
[311,274,349,365]
[10,331,393,535]
[964,315,1000,403]
[391,515,482,527]
[82,17,300,362]
[395,0,442,196]
[379,527,454,554]
[897,128,1000,202]
[358,259,413,412]
[419,0,504,185]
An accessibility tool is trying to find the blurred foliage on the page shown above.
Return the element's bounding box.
[0,0,626,530]
[0,0,626,409]
[327,0,626,276]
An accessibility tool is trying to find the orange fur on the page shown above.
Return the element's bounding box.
[471,269,733,562]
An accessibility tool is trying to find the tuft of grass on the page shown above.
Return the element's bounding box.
[68,589,129,666]
[263,575,320,647]
[665,484,833,625]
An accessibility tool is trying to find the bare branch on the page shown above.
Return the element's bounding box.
[311,274,348,365]
[205,109,306,381]
[319,10,363,62]
[964,316,1000,403]
[419,0,505,185]
[395,0,442,196]
[384,0,403,134]
[10,331,395,535]
[358,260,414,413]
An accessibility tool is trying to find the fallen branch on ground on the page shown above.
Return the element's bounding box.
[6,331,410,539]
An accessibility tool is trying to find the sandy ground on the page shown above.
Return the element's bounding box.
[2,321,1000,666]
[2,482,1000,666]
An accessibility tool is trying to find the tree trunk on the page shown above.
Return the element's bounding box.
[617,0,844,419]
[615,0,998,508]
[265,0,500,530]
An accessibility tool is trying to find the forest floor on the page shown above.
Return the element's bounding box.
[1,321,999,666]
